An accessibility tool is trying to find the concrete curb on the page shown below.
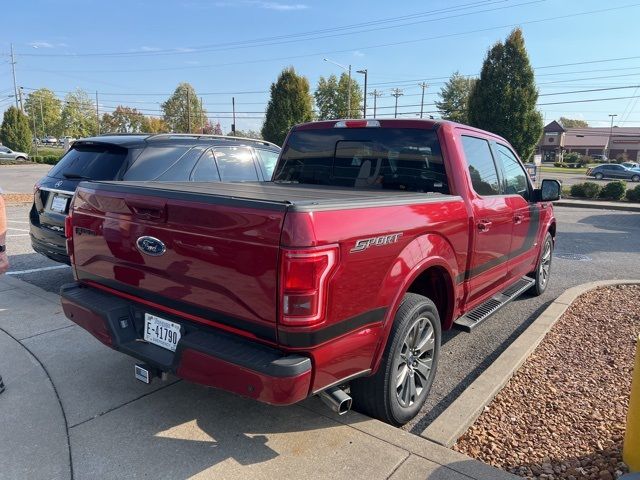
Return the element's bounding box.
[421,279,640,448]
[554,199,640,212]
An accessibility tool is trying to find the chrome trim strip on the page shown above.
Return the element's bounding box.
[39,187,75,196]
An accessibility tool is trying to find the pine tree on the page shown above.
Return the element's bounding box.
[468,28,543,161]
[261,67,314,145]
[435,72,476,124]
[0,107,32,154]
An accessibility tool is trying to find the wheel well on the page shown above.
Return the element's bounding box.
[406,266,454,329]
[548,222,556,238]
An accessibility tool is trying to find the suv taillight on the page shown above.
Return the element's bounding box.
[64,209,73,239]
[279,245,338,326]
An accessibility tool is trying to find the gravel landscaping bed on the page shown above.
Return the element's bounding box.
[3,193,33,205]
[454,285,640,479]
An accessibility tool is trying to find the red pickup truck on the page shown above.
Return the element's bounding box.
[60,119,560,426]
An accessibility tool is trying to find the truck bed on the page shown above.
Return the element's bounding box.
[85,181,456,212]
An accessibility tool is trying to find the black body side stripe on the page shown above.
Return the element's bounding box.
[456,204,541,284]
[278,307,387,348]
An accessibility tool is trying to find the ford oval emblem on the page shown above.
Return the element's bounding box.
[54,180,64,188]
[136,236,166,256]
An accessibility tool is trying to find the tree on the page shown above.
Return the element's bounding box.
[435,72,476,124]
[24,88,62,138]
[314,73,363,120]
[211,122,223,135]
[161,83,206,133]
[101,106,146,133]
[0,107,32,153]
[59,89,98,137]
[559,117,588,128]
[229,129,262,139]
[141,116,170,133]
[261,67,314,145]
[468,28,543,161]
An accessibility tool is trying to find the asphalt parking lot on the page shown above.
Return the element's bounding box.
[5,200,640,435]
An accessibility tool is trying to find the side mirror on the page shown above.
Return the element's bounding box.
[535,179,561,202]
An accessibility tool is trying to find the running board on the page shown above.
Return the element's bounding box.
[453,276,536,332]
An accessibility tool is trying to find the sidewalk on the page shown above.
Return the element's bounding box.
[0,275,517,480]
[555,198,640,212]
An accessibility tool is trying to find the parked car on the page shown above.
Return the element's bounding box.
[586,164,640,182]
[622,162,640,170]
[591,154,608,162]
[60,119,560,426]
[42,136,58,145]
[0,145,29,162]
[30,133,280,264]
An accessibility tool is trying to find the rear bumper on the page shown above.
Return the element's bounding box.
[60,282,312,405]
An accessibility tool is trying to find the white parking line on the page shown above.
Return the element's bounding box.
[8,220,29,224]
[7,234,29,237]
[8,227,30,232]
[6,265,70,275]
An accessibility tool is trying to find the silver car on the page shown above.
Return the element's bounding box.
[0,145,29,162]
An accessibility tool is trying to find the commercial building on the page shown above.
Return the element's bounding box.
[538,120,640,162]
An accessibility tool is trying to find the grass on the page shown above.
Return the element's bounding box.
[31,146,64,157]
[539,166,588,174]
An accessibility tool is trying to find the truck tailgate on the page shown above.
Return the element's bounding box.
[70,182,286,343]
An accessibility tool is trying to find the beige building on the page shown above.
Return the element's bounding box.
[538,121,640,162]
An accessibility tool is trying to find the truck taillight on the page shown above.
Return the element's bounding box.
[280,245,338,326]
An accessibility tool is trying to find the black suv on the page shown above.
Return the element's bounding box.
[30,133,281,264]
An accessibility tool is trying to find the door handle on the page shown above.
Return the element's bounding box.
[477,220,492,232]
[514,214,524,225]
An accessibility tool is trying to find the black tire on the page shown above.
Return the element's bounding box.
[15,156,26,162]
[632,175,640,183]
[595,172,604,180]
[350,293,441,426]
[528,233,553,296]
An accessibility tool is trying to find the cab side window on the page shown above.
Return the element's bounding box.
[461,135,501,196]
[496,143,530,201]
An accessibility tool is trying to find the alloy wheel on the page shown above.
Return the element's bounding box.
[396,316,436,407]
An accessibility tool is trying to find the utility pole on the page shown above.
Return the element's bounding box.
[39,96,45,136]
[391,88,404,119]
[369,90,383,117]
[186,89,191,133]
[347,65,352,117]
[200,97,204,133]
[607,114,618,162]
[32,113,38,157]
[95,91,100,134]
[10,43,19,110]
[418,82,428,119]
[357,69,368,118]
[232,96,236,136]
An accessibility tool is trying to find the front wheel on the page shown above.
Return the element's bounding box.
[528,233,553,296]
[595,172,604,180]
[350,293,441,426]
[632,175,640,182]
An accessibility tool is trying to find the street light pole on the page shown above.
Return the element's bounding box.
[607,114,618,162]
[357,69,368,118]
[323,58,352,118]
[10,44,19,110]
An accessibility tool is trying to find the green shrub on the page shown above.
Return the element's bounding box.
[626,185,640,202]
[582,182,602,199]
[579,155,593,166]
[553,162,563,168]
[570,183,585,197]
[600,181,627,200]
[563,152,580,164]
[42,155,60,165]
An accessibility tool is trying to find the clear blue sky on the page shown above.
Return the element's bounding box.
[2,0,640,133]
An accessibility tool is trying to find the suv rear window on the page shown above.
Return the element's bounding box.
[123,145,195,181]
[273,128,448,193]
[48,144,128,181]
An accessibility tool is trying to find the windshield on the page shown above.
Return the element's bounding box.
[273,128,448,193]
[48,144,128,181]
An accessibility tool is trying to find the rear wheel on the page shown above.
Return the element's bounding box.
[350,293,441,426]
[528,233,553,296]
[15,156,26,162]
[632,175,640,182]
[595,172,604,180]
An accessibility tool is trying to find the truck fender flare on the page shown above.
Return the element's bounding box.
[370,234,459,373]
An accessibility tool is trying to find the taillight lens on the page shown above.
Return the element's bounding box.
[280,245,338,326]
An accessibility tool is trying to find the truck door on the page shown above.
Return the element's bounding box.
[460,135,513,304]
[493,142,541,281]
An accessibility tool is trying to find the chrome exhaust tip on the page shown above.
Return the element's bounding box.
[318,386,352,415]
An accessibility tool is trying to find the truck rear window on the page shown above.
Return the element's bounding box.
[48,145,128,181]
[273,128,448,193]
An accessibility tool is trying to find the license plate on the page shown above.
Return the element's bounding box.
[50,195,69,213]
[143,313,181,352]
